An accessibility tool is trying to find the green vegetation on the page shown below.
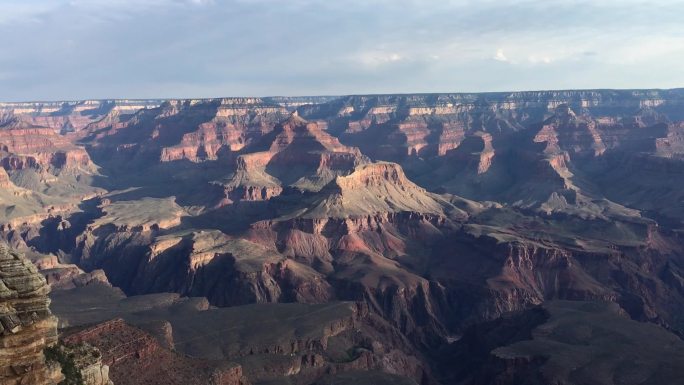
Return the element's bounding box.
[44,344,84,385]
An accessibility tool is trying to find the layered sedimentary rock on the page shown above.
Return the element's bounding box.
[62,318,246,385]
[0,119,102,225]
[239,161,464,345]
[300,91,682,178]
[94,197,185,232]
[442,133,495,175]
[84,98,290,166]
[70,197,187,283]
[656,122,684,158]
[222,113,365,202]
[46,343,113,385]
[51,287,425,385]
[222,154,284,202]
[0,99,163,133]
[0,124,95,171]
[44,266,110,290]
[135,231,335,306]
[159,121,246,162]
[159,98,291,163]
[294,161,449,218]
[4,89,684,385]
[161,302,425,384]
[534,104,606,156]
[0,244,62,385]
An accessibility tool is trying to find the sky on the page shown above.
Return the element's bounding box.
[1,0,683,101]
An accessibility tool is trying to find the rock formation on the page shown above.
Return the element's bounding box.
[297,161,448,218]
[222,113,365,202]
[0,167,12,188]
[3,89,684,384]
[0,244,62,385]
[61,318,244,385]
[0,123,95,172]
[51,287,425,385]
[0,100,162,134]
[438,301,684,384]
[0,119,102,225]
[44,342,113,385]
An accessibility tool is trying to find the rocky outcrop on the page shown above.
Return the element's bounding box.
[0,244,62,385]
[0,126,95,171]
[222,152,283,202]
[209,303,426,384]
[44,267,111,290]
[63,318,247,385]
[84,98,290,167]
[445,133,495,175]
[52,297,424,385]
[536,104,606,156]
[160,121,246,162]
[46,343,113,385]
[295,161,452,218]
[0,167,12,188]
[69,227,334,307]
[656,121,684,158]
[158,99,290,163]
[93,197,185,232]
[136,232,335,306]
[222,114,365,201]
[0,121,101,225]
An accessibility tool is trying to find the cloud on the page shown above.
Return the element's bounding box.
[188,0,214,5]
[353,51,405,67]
[1,0,684,100]
[493,48,508,62]
[528,55,553,64]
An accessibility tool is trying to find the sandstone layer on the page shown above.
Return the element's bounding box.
[0,244,62,385]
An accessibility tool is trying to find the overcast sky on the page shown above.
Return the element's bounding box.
[1,0,683,101]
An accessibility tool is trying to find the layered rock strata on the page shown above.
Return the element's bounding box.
[0,244,62,385]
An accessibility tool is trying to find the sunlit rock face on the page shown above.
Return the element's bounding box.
[0,168,11,188]
[0,125,95,171]
[0,244,62,385]
[221,113,366,203]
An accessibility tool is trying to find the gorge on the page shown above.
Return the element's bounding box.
[1,89,684,384]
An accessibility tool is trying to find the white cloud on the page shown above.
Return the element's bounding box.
[493,48,508,62]
[528,55,554,64]
[2,0,684,99]
[353,51,406,67]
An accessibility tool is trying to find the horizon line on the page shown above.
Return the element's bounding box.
[2,86,684,104]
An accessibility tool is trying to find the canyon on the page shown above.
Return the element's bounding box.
[1,89,684,384]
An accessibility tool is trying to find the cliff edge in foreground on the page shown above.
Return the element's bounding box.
[0,243,62,385]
